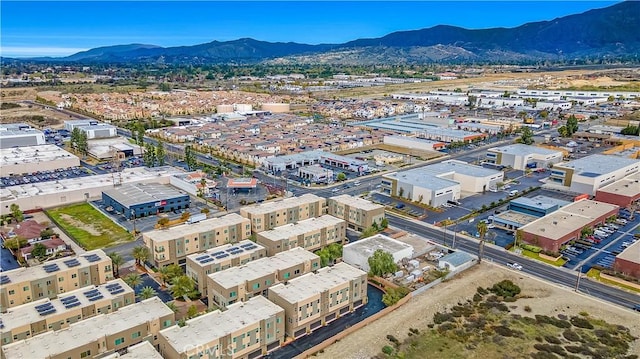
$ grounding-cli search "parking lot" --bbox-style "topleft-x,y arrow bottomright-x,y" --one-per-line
0,167 -> 93,188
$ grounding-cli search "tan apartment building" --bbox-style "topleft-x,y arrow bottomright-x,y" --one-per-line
159,296 -> 285,359
207,248 -> 320,309
100,341 -> 163,359
1,279 -> 134,346
240,194 -> 326,232
1,297 -> 175,359
185,240 -> 267,294
267,262 -> 367,339
256,215 -> 346,256
327,194 -> 385,231
0,250 -> 113,312
143,213 -> 251,268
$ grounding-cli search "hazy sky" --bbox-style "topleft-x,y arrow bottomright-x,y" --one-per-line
1,1 -> 619,57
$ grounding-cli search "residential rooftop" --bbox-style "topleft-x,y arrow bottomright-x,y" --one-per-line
597,172 -> 640,197
268,262 -> 366,303
328,194 -> 385,211
100,341 -> 163,359
0,145 -> 78,169
186,239 -> 265,267
555,154 -> 639,177
617,239 -> 640,264
208,247 -> 319,289
488,144 -> 562,156
159,296 -> 282,355
258,215 -> 345,241
102,182 -> 187,207
143,213 -> 248,243
1,297 -> 172,359
240,193 -> 325,215
343,233 -> 413,256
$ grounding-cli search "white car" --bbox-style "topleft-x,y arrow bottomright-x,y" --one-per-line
507,262 -> 523,270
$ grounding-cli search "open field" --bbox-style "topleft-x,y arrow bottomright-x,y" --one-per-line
46,203 -> 133,250
315,263 -> 640,359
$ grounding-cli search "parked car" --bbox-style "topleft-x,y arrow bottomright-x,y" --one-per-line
507,262 -> 523,270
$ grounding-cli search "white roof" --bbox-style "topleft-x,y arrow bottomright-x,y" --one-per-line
328,194 -> 384,211
344,233 -> 413,256
241,193 -> 324,215
0,145 -> 78,167
258,215 -> 344,241
144,213 -> 248,243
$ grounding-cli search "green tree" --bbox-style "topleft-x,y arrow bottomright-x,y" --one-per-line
135,122 -> 146,146
157,217 -> 170,228
77,131 -> 88,156
368,249 -> 398,277
155,141 -> 166,166
382,286 -> 410,306
132,246 -> 150,266
621,125 -> 640,136
3,237 -> 27,250
557,125 -> 570,138
160,264 -> 184,286
187,304 -> 199,319
336,172 -> 347,182
170,275 -> 196,299
477,221 -> 488,263
124,273 -> 142,291
70,128 -> 81,151
581,226 -> 594,238
40,228 -> 55,239
107,252 -> 124,278
184,145 -> 197,170
380,217 -> 389,229
138,286 -> 158,300
9,203 -> 23,223
159,83 -> 172,92
143,143 -> 156,167
519,126 -> 534,145
165,301 -> 179,313
31,243 -> 47,259
566,115 -> 579,135
360,226 -> 378,239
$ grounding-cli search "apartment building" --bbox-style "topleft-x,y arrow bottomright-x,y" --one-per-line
101,341 -> 163,359
0,250 -> 113,312
207,248 -> 321,309
143,213 -> 251,267
1,279 -> 134,345
240,194 -> 326,232
267,262 -> 367,339
159,296 -> 285,359
327,194 -> 385,231
256,215 -> 346,256
185,240 -> 267,294
1,297 -> 175,359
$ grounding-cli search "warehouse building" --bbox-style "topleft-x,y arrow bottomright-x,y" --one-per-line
240,193 -> 326,232
143,213 -> 251,268
614,240 -> 640,279
88,138 -> 142,160
297,164 -> 334,184
207,248 -> 320,309
102,182 -> 190,219
158,296 -> 284,359
549,155 -> 639,195
519,199 -> 619,253
185,240 -> 267,294
1,297 -> 174,359
0,249 -> 113,312
492,195 -> 570,231
268,262 -> 367,339
327,195 -> 385,232
595,172 -> 640,208
0,123 -> 46,148
64,120 -> 117,139
486,144 -> 564,171
0,144 -> 80,176
383,135 -> 446,152
256,215 -> 346,256
343,234 -> 414,272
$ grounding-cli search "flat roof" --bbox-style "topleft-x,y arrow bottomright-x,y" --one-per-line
428,160 -> 502,178
617,239 -> 640,264
385,168 -> 459,191
186,239 -> 265,267
494,210 -> 540,226
265,150 -> 326,165
100,341 -> 163,359
1,249 -> 108,285
2,297 -> 172,359
268,262 -> 366,303
556,154 -> 639,177
521,199 -> 619,241
344,233 -> 413,256
384,135 -> 444,145
488,144 -> 562,157
159,296 -> 282,355
103,182 -> 187,207
597,172 -> 640,197
208,247 -> 319,289
258,215 -> 345,241
439,251 -> 474,267
1,279 -> 133,335
144,213 -> 248,243
227,178 -> 258,188
510,195 -> 571,211
328,194 -> 384,211
0,145 -> 79,169
241,193 -> 324,216
299,164 -> 332,175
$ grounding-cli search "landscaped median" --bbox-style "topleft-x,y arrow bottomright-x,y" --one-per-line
516,244 -> 567,267
586,268 -> 640,293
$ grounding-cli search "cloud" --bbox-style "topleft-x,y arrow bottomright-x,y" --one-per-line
1,46 -> 89,58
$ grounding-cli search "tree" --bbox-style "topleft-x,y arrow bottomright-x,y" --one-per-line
77,131 -> 88,156
107,252 -> 124,278
180,212 -> 191,221
382,286 -> 410,306
143,143 -> 156,167
368,249 -> 397,277
135,122 -> 146,146
165,301 -> 179,313
124,273 -> 142,291
159,82 -> 172,92
31,243 -> 47,260
185,145 -> 197,170
170,275 -> 196,299
138,286 -> 158,300
132,246 -> 150,266
157,217 -> 170,228
40,228 -> 55,239
9,204 -> 23,223
380,217 -> 389,229
519,126 -> 534,145
187,304 -> 199,319
477,221 -> 488,263
360,226 -> 378,239
160,264 -> 183,286
71,127 -> 81,150
3,237 -> 27,250
155,141 -> 166,166
566,115 -> 579,136
621,125 -> 640,136
336,172 -> 347,182
557,125 -> 570,138
581,226 -> 594,238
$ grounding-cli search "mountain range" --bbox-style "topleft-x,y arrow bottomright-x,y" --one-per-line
19,1 -> 640,64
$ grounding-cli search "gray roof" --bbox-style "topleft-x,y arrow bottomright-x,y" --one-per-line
489,144 -> 562,157
428,160 -> 502,178
510,195 -> 570,211
558,154 -> 639,176
439,251 -> 473,267
386,169 -> 458,190
103,182 -> 187,207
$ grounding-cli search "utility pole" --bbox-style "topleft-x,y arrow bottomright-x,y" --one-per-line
574,265 -> 583,292
131,209 -> 137,236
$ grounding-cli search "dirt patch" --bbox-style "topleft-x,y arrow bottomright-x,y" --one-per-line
58,213 -> 104,236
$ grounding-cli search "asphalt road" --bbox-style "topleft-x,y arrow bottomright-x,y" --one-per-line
386,213 -> 640,310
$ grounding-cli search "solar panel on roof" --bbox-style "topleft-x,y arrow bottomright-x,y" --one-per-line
64,301 -> 81,309
0,275 -> 10,284
88,295 -> 104,302
110,288 -> 125,295
84,289 -> 100,297
35,303 -> 52,311
105,283 -> 120,289
84,254 -> 101,262
196,255 -> 209,261
216,253 -> 229,259
43,264 -> 60,273
200,257 -> 214,264
212,251 -> 224,256
240,243 -> 253,248
0,319 -> 4,329
60,296 -> 77,303
63,259 -> 81,268
247,245 -> 257,250
39,307 -> 57,316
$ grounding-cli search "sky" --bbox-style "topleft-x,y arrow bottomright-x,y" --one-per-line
1,1 -> 619,58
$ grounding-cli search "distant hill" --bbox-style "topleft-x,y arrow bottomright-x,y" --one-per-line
16,1 -> 640,64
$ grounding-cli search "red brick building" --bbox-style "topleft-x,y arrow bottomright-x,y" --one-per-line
595,172 -> 640,208
614,240 -> 640,279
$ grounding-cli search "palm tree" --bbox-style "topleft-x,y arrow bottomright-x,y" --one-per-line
476,221 -> 488,263
124,273 -> 142,291
132,246 -> 150,267
170,275 -> 195,299
165,301 -> 179,313
138,286 -> 158,300
107,252 -> 124,278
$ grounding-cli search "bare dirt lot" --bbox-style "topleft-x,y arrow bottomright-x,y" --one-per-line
316,263 -> 640,359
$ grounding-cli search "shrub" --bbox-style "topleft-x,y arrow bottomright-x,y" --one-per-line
477,286 -> 489,295
570,316 -> 594,329
381,345 -> 394,355
386,334 -> 400,347
562,329 -> 581,342
524,305 -> 532,312
544,335 -> 562,344
530,352 -> 558,359
409,328 -> 420,335
473,293 -> 483,302
433,312 -> 455,324
489,280 -> 521,298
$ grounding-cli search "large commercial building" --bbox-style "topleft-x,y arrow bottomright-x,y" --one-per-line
267,262 -> 367,339
1,279 -> 134,345
143,213 -> 251,268
186,240 -> 267,294
64,120 -> 117,139
595,172 -> 640,208
1,297 -> 174,359
383,135 -> 445,152
0,145 -> 80,177
613,240 -> 640,279
102,182 -> 190,219
240,193 -> 327,232
381,160 -> 503,207
297,164 -> 333,184
0,250 -> 113,312
262,150 -> 368,173
492,195 -> 570,231
158,296 -> 285,359
256,215 -> 346,256
549,154 -> 639,195
207,248 -> 321,309
343,234 -> 414,272
327,195 -> 385,232
519,199 -> 619,252
0,123 -> 46,149
486,144 -> 564,171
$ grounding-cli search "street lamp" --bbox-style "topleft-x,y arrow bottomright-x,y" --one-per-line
131,209 -> 137,236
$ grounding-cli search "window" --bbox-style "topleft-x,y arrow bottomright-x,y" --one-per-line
132,331 -> 141,339
8,290 -> 14,295
115,337 -> 125,345
80,351 -> 91,358
71,274 -> 77,279
252,283 -> 260,290
23,286 -> 29,291
163,320 -> 172,328
294,269 -> 300,275
277,317 -> 281,323
58,277 -> 64,282
230,291 -> 237,298
283,272 -> 290,279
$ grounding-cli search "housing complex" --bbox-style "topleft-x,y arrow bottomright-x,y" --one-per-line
327,194 -> 385,231
256,215 -> 346,256
239,194 -> 326,232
